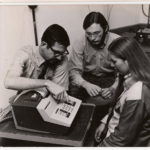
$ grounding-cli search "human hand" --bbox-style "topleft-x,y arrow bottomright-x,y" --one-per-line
95,123 -> 105,143
36,87 -> 49,98
45,81 -> 69,103
82,81 -> 102,97
101,87 -> 115,99
53,91 -> 69,103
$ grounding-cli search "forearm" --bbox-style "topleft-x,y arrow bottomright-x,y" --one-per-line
69,44 -> 84,87
70,70 -> 85,87
4,76 -> 48,91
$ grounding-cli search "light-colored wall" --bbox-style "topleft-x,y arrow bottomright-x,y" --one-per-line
109,4 -> 141,28
0,4 -> 148,108
139,4 -> 149,24
36,5 -> 109,46
0,6 -> 35,108
109,4 -> 149,29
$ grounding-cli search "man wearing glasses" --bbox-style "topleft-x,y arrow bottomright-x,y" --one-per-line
4,24 -> 70,102
69,12 -> 120,121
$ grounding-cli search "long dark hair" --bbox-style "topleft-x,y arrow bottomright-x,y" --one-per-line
108,37 -> 150,83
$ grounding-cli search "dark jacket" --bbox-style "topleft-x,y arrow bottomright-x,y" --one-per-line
100,82 -> 150,147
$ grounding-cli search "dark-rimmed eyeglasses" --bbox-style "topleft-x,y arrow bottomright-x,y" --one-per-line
50,47 -> 69,57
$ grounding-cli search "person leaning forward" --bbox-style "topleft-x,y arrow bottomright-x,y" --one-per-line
95,37 -> 150,147
69,12 -> 120,121
4,24 -> 70,103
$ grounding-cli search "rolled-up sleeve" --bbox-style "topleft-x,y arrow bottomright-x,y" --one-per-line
69,39 -> 85,86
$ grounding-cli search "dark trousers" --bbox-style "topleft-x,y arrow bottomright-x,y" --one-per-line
69,72 -> 116,127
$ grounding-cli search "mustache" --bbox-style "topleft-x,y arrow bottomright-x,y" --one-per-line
87,38 -> 99,44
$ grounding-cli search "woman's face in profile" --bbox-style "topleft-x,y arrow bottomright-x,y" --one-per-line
109,53 -> 129,75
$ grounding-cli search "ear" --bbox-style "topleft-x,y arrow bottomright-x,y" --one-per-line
124,60 -> 129,66
41,41 -> 48,47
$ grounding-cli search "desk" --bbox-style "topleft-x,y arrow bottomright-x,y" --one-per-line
0,104 -> 95,147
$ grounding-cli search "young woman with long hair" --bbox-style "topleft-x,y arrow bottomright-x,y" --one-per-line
95,37 -> 150,146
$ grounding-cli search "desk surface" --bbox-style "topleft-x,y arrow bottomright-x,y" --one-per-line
0,104 -> 95,147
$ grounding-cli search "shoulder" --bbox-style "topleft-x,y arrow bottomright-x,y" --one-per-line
105,32 -> 120,47
14,45 -> 33,60
20,45 -> 35,52
126,81 -> 143,101
15,45 -> 39,64
108,32 -> 120,41
109,32 -> 120,38
16,45 -> 35,56
72,35 -> 86,53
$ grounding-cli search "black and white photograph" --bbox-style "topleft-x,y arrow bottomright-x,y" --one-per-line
0,1 -> 150,147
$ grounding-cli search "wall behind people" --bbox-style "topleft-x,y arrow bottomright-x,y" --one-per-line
35,5 -> 108,47
109,4 -> 148,29
0,4 -> 148,108
109,4 -> 140,28
0,6 -> 35,108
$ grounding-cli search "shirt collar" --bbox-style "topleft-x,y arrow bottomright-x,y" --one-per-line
123,73 -> 137,91
36,47 -> 45,67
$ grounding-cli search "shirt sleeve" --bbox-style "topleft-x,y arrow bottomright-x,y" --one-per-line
69,38 -> 85,86
52,57 -> 69,90
8,46 -> 29,77
100,100 -> 145,146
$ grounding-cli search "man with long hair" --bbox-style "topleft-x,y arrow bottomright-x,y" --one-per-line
69,11 -> 120,121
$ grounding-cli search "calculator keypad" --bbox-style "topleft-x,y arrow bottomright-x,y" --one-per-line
55,101 -> 76,118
